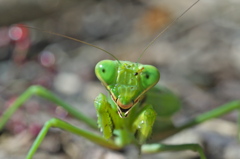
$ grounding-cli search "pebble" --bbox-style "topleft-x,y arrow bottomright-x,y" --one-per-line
53,72 -> 82,95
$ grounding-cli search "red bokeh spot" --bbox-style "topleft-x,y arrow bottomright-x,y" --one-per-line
8,24 -> 29,41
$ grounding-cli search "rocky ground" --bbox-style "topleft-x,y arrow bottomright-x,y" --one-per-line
0,0 -> 240,159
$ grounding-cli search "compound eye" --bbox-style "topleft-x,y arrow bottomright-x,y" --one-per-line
95,60 -> 118,85
140,65 -> 160,89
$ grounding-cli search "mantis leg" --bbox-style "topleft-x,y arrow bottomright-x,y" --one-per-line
132,104 -> 157,144
0,85 -> 97,130
94,93 -> 114,139
177,100 -> 240,132
141,143 -> 206,159
26,118 -> 121,159
151,100 -> 240,141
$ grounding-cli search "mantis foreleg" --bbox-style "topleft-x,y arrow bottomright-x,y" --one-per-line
133,104 -> 157,144
94,93 -> 114,139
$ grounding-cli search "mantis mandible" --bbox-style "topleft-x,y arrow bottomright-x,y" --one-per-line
0,0 -> 240,159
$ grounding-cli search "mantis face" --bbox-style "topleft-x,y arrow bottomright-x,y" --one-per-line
95,60 -> 160,117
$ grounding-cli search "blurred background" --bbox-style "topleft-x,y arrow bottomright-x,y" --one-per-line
0,0 -> 240,158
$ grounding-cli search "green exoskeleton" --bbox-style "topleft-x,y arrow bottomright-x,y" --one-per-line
0,0 -> 240,159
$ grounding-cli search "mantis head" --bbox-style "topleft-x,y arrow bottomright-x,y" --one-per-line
95,60 -> 160,117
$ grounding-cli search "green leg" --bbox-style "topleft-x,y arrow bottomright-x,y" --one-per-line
132,104 -> 157,144
94,93 -> 113,139
141,143 -> 206,159
0,85 -> 97,130
26,118 -> 121,159
94,93 -> 133,147
152,100 -> 240,141
178,100 -> 240,131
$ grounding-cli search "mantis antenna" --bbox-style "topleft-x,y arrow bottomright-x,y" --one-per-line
136,0 -> 200,63
21,25 -> 121,64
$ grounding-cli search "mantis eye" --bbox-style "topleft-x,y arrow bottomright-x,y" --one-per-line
95,60 -> 117,85
140,65 -> 160,89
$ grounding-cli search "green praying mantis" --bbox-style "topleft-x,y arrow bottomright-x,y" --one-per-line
0,0 -> 240,158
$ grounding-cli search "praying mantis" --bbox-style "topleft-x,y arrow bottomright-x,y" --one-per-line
0,0 -> 240,159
